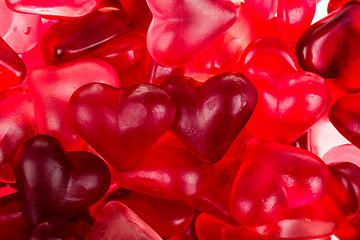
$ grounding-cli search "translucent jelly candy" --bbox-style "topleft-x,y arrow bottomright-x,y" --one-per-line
41,6 -> 132,64
0,37 -> 26,91
69,83 -> 176,171
28,59 -> 119,151
296,1 -> 360,93
146,0 -> 238,66
114,145 -> 207,200
14,135 -> 111,226
161,72 -> 257,163
6,0 -> 101,18
90,186 -> 194,237
0,88 -> 36,183
241,38 -> 331,144
0,0 -> 42,53
229,140 -> 330,226
0,193 -> 30,240
120,0 -> 152,34
85,201 -> 162,240
329,92 -> 360,149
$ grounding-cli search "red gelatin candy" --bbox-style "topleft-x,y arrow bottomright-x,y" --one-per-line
115,145 -> 207,200
146,0 -> 238,66
296,1 -> 360,93
0,88 -> 36,183
229,140 -> 330,226
161,72 -> 257,163
91,186 -> 194,237
28,59 -> 119,151
41,6 -> 132,64
69,83 -> 177,171
85,201 -> 162,240
14,135 -> 111,226
6,0 -> 101,18
0,37 -> 26,91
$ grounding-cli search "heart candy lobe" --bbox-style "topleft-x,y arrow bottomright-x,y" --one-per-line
14,135 -> 111,226
69,83 -> 177,171
161,72 -> 257,164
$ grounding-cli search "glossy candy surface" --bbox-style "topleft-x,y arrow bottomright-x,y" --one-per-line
69,83 -> 176,171
297,1 -> 360,93
6,0 -> 101,17
146,0 -> 238,66
161,72 -> 257,163
14,135 -> 111,226
85,201 -> 162,240
229,140 -> 330,226
28,59 -> 119,151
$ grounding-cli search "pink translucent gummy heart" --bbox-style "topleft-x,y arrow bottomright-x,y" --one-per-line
146,0 -> 238,66
229,140 -> 330,226
28,59 -> 119,151
6,0 -> 101,17
85,201 -> 162,240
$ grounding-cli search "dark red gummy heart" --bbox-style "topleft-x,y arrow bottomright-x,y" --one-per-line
14,135 -> 111,226
69,83 -> 177,171
296,1 -> 360,93
229,140 -> 330,226
161,72 -> 257,164
146,0 -> 238,66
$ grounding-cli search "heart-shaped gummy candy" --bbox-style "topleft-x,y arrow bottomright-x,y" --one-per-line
69,83 -> 177,171
229,140 -> 330,226
14,135 -> 111,226
161,72 -> 257,164
146,0 -> 238,66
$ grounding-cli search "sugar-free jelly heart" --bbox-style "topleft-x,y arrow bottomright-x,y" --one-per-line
41,6 -> 132,64
229,140 -> 330,226
115,145 -> 207,200
161,72 -> 257,163
91,186 -> 194,237
85,201 -> 162,240
14,135 -> 111,226
0,88 -> 36,183
146,0 -> 238,66
6,0 -> 101,17
28,59 -> 119,151
329,93 -> 360,149
0,37 -> 26,91
296,1 -> 360,93
69,83 -> 177,171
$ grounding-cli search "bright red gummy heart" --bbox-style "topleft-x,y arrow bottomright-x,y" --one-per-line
85,201 -> 162,240
0,37 -> 26,91
114,145 -> 207,200
329,93 -> 360,149
146,0 -> 238,66
69,83 -> 177,171
14,135 -> 111,226
161,72 -> 257,163
6,0 -> 100,17
229,140 -> 330,226
296,1 -> 360,93
0,88 -> 36,183
28,59 -> 119,151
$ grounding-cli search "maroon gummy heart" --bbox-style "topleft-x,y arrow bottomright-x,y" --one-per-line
161,72 -> 257,163
69,83 -> 177,171
296,1 -> 360,93
14,135 -> 111,226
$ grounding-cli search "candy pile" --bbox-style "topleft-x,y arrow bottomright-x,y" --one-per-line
1,0 -> 360,239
